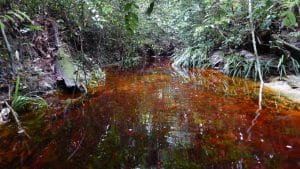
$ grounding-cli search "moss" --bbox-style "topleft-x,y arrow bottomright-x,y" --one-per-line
57,48 -> 77,87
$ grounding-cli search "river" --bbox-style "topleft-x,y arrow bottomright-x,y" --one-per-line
1,64 -> 300,169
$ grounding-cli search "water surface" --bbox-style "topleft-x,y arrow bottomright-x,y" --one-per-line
1,64 -> 300,169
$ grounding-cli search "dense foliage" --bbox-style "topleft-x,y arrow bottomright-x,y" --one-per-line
143,0 -> 300,78
0,0 -> 299,79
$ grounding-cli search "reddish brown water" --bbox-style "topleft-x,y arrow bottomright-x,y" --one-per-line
1,64 -> 300,169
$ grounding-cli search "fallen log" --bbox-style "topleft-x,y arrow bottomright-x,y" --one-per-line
276,39 -> 300,52
273,35 -> 300,58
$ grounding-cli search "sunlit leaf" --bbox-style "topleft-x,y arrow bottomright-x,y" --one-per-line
0,20 -> 5,30
25,24 -> 44,31
282,11 -> 297,27
7,11 -> 24,22
15,9 -> 31,22
4,14 -> 15,22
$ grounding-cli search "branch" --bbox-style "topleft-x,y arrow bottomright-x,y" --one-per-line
246,0 -> 264,141
276,38 -> 300,52
4,101 -> 31,139
248,0 -> 264,110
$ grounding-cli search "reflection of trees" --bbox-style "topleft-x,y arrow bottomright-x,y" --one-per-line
88,90 -> 147,168
89,72 -> 198,168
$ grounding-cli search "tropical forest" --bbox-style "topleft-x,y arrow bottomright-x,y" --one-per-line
1,0 -> 300,168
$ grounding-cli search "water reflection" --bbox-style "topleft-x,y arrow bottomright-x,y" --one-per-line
0,66 -> 300,168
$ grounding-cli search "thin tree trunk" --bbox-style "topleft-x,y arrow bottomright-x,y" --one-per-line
247,0 -> 264,141
248,0 -> 264,109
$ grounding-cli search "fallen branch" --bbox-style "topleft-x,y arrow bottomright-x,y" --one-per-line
276,38 -> 300,52
4,101 -> 31,139
272,34 -> 300,57
101,61 -> 122,68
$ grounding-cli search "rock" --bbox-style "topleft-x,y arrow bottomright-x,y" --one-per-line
285,75 -> 300,89
239,50 -> 255,60
265,75 -> 300,103
39,80 -> 55,91
0,108 -> 10,124
55,47 -> 105,92
55,48 -> 77,88
209,50 -> 224,69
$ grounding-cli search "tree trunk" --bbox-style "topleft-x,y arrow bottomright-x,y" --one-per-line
248,0 -> 264,110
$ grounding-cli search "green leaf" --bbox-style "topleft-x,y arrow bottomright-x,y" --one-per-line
146,1 -> 155,16
7,11 -> 24,22
124,3 -> 132,12
133,3 -> 139,9
4,14 -> 15,22
15,9 -> 31,22
25,25 -> 44,31
0,20 -> 5,30
125,12 -> 139,34
282,11 -> 297,27
102,5 -> 113,14
13,75 -> 20,100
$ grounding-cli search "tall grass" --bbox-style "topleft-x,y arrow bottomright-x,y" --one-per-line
277,55 -> 300,79
12,76 -> 48,113
172,49 -> 300,80
223,54 -> 277,80
172,46 -> 210,69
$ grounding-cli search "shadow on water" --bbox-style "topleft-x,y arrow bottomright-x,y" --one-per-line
1,64 -> 300,169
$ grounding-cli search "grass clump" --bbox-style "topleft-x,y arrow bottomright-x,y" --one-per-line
172,46 -> 211,69
173,50 -> 300,80
223,53 -> 300,80
223,54 -> 257,78
12,76 -> 48,113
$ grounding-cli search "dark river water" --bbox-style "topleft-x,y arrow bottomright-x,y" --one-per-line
1,64 -> 300,169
